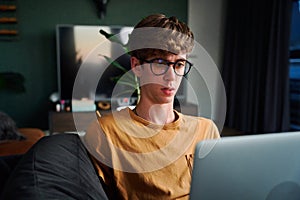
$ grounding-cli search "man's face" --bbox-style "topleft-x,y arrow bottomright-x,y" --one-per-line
131,53 -> 187,105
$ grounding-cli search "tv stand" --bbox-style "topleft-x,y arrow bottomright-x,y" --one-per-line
48,110 -> 111,134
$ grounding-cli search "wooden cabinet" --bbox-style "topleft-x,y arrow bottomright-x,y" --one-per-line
48,111 -> 110,134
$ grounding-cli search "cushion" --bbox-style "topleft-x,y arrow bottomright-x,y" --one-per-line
0,154 -> 23,195
1,133 -> 108,200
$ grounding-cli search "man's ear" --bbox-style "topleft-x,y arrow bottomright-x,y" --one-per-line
131,57 -> 142,77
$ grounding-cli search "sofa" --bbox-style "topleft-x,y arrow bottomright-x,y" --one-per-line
0,133 -> 108,200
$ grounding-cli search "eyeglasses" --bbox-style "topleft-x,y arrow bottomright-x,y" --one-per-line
140,58 -> 193,76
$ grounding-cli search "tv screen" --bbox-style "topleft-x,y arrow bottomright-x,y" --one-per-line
56,24 -> 186,108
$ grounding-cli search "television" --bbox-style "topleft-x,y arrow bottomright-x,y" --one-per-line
56,24 -> 187,109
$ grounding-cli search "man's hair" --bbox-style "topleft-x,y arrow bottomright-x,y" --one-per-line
128,14 -> 194,59
0,111 -> 26,141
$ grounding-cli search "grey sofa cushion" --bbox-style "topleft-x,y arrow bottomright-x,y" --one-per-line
1,133 -> 108,200
0,154 -> 23,195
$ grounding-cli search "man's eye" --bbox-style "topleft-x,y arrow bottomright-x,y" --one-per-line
155,59 -> 167,64
176,62 -> 185,67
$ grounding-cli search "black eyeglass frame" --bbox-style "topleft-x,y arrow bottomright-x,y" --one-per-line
140,58 -> 193,76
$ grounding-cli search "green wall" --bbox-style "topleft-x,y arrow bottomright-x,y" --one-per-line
0,0 -> 187,130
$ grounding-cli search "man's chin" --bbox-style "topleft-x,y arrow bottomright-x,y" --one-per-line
160,96 -> 175,105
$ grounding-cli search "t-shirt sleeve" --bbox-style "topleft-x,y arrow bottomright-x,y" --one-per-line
196,117 -> 221,141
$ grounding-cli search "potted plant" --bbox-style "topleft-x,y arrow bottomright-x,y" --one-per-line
99,29 -> 140,104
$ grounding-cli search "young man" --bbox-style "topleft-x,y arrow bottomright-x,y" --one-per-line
84,14 -> 220,199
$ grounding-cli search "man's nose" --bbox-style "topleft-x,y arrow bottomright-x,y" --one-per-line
163,65 -> 176,81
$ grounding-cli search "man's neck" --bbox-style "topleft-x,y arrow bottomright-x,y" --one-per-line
134,103 -> 175,125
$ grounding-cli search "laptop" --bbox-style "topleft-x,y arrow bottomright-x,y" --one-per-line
190,131 -> 300,200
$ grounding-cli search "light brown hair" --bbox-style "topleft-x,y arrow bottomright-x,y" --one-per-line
128,14 -> 194,60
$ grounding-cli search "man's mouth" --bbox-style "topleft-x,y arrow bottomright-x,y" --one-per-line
161,87 -> 175,96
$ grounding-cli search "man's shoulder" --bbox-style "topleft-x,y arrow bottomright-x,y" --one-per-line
179,112 -> 214,124
179,113 -> 220,137
99,108 -> 130,120
98,108 -> 132,129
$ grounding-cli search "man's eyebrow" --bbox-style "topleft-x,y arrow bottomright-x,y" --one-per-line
151,58 -> 187,62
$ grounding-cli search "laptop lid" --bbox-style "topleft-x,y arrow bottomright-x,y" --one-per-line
190,131 -> 300,200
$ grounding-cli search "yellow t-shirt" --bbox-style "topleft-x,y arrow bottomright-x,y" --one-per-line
82,108 -> 220,200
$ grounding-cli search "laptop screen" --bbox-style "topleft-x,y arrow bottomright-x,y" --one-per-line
190,131 -> 300,200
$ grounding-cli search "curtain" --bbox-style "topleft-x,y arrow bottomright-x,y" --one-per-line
221,0 -> 293,133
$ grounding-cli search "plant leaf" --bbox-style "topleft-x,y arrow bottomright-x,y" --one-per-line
116,80 -> 137,88
113,89 -> 137,97
99,54 -> 128,73
99,29 -> 124,46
